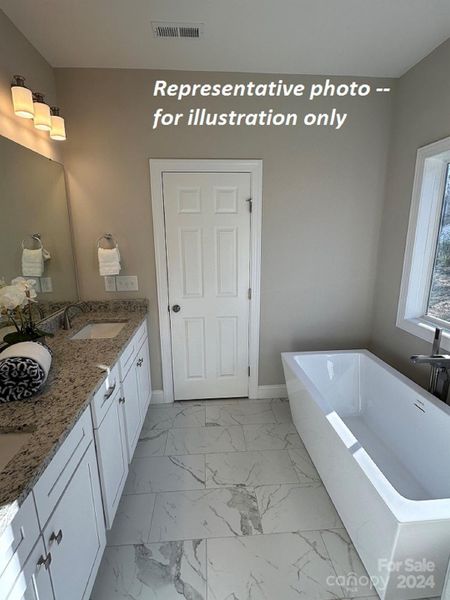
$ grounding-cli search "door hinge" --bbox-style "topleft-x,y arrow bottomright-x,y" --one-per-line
246,198 -> 252,213
248,288 -> 252,300
248,366 -> 251,376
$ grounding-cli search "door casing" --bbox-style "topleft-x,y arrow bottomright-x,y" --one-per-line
150,159 -> 263,403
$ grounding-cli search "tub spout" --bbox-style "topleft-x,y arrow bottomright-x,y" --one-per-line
410,328 -> 450,402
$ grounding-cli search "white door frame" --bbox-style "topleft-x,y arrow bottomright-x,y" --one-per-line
150,159 -> 263,403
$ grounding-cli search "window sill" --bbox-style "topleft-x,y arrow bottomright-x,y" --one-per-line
397,315 -> 450,352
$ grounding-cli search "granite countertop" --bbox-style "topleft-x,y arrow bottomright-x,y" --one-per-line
0,302 -> 148,536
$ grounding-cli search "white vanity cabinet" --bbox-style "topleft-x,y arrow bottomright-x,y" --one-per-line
0,494 -> 51,600
0,317 -> 153,600
33,407 -> 105,600
119,320 -> 151,462
91,364 -> 128,528
4,537 -> 54,600
1,407 -> 106,600
42,443 -> 104,600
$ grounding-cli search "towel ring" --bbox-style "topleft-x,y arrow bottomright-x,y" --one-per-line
97,233 -> 118,249
22,233 -> 43,250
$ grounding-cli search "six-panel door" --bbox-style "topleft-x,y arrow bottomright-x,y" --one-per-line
163,172 -> 251,400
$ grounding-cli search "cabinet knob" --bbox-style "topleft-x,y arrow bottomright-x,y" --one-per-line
137,358 -> 143,367
37,552 -> 52,570
119,396 -> 126,404
50,529 -> 63,544
172,304 -> 181,313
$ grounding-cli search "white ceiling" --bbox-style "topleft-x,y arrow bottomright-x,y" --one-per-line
1,0 -> 450,77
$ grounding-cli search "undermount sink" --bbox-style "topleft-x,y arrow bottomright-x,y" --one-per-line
71,322 -> 127,340
0,432 -> 32,472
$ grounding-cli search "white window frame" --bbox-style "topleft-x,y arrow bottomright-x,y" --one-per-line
397,135 -> 450,348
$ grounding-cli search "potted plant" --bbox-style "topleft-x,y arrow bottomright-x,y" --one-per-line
0,277 -> 52,346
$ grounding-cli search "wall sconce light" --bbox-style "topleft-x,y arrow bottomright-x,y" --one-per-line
50,107 -> 66,141
32,92 -> 51,131
11,75 -> 34,119
11,75 -> 66,141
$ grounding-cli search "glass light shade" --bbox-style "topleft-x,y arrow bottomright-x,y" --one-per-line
50,114 -> 66,141
11,85 -> 34,119
33,99 -> 51,131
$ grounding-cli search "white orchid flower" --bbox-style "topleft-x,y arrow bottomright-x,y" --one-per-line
0,285 -> 27,311
11,277 -> 37,301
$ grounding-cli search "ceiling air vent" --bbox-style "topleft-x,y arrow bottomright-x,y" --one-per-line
152,22 -> 204,39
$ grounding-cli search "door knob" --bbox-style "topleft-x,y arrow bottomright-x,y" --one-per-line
172,304 -> 181,313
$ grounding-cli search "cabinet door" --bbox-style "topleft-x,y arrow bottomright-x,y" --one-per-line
94,395 -> 128,528
121,365 -> 141,461
4,537 -> 54,600
43,443 -> 105,600
136,338 -> 152,416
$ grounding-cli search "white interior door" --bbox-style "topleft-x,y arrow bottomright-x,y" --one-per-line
163,172 -> 251,400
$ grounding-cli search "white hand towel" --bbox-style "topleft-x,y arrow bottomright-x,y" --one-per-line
22,248 -> 44,277
0,341 -> 52,382
98,247 -> 121,276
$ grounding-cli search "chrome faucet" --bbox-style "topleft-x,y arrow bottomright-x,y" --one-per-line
410,328 -> 450,402
62,302 -> 89,330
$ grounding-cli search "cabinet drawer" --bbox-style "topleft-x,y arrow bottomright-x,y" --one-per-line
119,320 -> 147,381
91,362 -> 120,428
0,494 -> 40,596
32,407 -> 93,527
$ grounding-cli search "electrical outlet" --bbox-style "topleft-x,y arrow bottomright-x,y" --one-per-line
40,277 -> 53,293
104,276 -> 117,292
116,275 -> 139,292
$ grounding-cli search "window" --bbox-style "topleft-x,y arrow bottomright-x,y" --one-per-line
397,136 -> 450,348
427,165 -> 450,322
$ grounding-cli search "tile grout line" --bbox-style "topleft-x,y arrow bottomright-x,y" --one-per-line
145,485 -> 158,545
123,478 -> 319,497
318,529 -> 347,598
205,535 -> 209,600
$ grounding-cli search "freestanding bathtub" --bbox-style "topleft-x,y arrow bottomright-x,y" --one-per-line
282,349 -> 450,600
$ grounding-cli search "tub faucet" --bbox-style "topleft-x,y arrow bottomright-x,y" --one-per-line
410,328 -> 450,402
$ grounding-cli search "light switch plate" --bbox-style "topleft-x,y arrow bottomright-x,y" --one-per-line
40,277 -> 52,293
104,276 -> 117,292
116,275 -> 139,292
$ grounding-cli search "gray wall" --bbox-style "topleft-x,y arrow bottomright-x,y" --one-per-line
370,38 -> 450,388
0,9 -> 61,161
55,68 -> 393,389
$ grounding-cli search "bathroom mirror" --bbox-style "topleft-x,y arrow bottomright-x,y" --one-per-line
0,135 -> 78,321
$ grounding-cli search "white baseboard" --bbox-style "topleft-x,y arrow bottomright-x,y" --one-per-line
150,389 -> 166,404
254,384 -> 287,399
152,385 -> 287,404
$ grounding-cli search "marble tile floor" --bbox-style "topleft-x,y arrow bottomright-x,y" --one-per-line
92,398 -> 386,600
